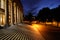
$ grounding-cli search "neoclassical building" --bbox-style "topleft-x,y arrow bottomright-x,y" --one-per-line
0,0 -> 23,27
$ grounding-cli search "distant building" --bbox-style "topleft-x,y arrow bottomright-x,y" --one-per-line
0,0 -> 23,27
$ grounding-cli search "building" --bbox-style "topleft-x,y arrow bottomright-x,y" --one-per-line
0,0 -> 23,27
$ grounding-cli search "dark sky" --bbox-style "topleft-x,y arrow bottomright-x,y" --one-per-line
21,0 -> 60,16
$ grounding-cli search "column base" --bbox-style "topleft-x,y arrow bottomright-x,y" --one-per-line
11,24 -> 14,26
4,24 -> 9,29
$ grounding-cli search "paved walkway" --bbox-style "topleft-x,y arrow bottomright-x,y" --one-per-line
0,24 -> 45,40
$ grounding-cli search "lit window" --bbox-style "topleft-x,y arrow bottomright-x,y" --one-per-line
1,0 -> 5,9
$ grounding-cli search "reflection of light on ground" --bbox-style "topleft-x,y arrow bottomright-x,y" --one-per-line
52,21 -> 57,26
58,24 -> 60,27
45,21 -> 57,26
53,21 -> 57,25
32,24 -> 39,31
46,22 -> 52,25
45,21 -> 60,27
31,24 -> 44,33
31,21 -> 37,24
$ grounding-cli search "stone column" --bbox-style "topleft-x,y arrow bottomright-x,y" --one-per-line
16,4 -> 17,24
22,12 -> 23,23
8,0 -> 11,25
11,1 -> 14,25
18,7 -> 20,23
20,12 -> 23,23
17,6 -> 19,24
14,2 -> 16,24
19,9 -> 21,23
5,0 -> 9,27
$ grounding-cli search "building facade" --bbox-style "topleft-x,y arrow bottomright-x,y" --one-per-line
0,0 -> 23,27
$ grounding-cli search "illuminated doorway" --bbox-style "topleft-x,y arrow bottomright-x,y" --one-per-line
0,13 -> 5,26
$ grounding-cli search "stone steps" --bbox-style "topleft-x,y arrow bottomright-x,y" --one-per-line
0,29 -> 34,40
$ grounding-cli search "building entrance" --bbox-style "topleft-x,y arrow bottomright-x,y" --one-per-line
0,13 -> 5,26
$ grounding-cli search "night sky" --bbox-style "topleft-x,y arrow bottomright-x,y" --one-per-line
21,0 -> 60,16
